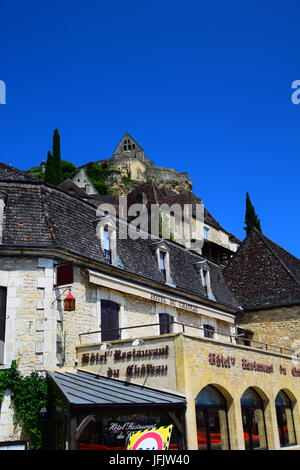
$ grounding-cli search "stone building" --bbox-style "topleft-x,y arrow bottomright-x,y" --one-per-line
0,162 -> 300,451
224,227 -> 300,350
71,132 -> 192,196
68,133 -> 240,262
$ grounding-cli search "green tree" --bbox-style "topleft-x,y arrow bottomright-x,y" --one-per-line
44,151 -> 56,184
86,162 -> 109,195
61,160 -> 77,181
52,129 -> 62,184
244,192 -> 262,235
44,130 -> 65,185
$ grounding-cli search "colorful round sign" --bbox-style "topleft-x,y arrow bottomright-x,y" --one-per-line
131,431 -> 164,450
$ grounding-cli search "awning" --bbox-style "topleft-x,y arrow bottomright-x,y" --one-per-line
48,370 -> 186,407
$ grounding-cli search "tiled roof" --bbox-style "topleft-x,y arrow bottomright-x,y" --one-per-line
58,179 -> 92,199
0,162 -> 38,182
0,163 -> 239,311
224,228 -> 300,310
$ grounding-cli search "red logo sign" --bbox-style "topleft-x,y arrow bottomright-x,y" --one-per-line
131,431 -> 164,450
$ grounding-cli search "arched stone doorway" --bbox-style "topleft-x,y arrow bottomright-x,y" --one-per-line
275,390 -> 296,448
240,387 -> 267,450
195,385 -> 230,450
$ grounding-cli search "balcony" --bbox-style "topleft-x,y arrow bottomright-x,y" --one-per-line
78,321 -> 295,356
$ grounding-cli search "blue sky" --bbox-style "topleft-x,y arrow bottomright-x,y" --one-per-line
0,0 -> 299,256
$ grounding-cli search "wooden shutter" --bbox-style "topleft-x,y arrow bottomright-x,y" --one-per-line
101,300 -> 120,342
0,287 -> 7,364
159,313 -> 172,335
56,263 -> 74,286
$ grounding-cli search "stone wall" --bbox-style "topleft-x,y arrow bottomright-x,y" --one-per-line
0,255 -> 233,444
76,331 -> 300,450
236,305 -> 300,350
176,333 -> 300,449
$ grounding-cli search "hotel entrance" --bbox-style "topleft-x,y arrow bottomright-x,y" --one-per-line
241,388 -> 267,450
195,385 -> 230,450
47,369 -> 187,450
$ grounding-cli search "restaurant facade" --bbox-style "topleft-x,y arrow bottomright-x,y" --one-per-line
0,163 -> 300,451
47,273 -> 300,451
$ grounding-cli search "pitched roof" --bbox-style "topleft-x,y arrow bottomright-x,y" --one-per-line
0,166 -> 239,311
58,178 -> 91,198
224,228 -> 300,310
0,162 -> 38,182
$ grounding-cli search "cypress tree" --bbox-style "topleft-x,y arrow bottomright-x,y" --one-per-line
52,129 -> 62,185
44,151 -> 56,185
244,192 -> 262,235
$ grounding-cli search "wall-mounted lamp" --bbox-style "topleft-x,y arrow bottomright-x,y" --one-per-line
132,339 -> 144,347
64,292 -> 76,311
100,343 -> 111,351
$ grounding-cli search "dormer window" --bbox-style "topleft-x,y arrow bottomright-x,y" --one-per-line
201,268 -> 208,289
159,251 -> 167,281
150,241 -> 174,286
102,226 -> 112,263
203,226 -> 210,240
195,261 -> 216,301
97,215 -> 117,265
0,191 -> 7,244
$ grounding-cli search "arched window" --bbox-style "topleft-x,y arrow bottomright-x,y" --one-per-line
195,385 -> 230,450
100,300 -> 120,342
275,390 -> 296,447
240,388 -> 267,450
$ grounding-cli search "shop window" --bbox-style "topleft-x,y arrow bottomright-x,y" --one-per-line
75,410 -> 182,450
56,263 -> 74,287
0,287 -> 7,364
159,313 -> 173,335
203,324 -> 215,339
195,385 -> 230,450
275,390 -> 296,447
100,300 -> 120,342
240,388 -> 267,450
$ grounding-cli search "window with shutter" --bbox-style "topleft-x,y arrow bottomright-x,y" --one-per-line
101,300 -> 120,342
56,263 -> 74,286
203,324 -> 215,339
159,313 -> 173,335
0,287 -> 7,364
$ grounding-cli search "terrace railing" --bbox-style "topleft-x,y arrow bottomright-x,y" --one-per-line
78,321 -> 296,357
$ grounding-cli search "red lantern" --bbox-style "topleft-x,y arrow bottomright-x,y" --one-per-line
64,293 -> 76,311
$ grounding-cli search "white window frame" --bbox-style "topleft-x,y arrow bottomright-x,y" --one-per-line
203,226 -> 210,240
